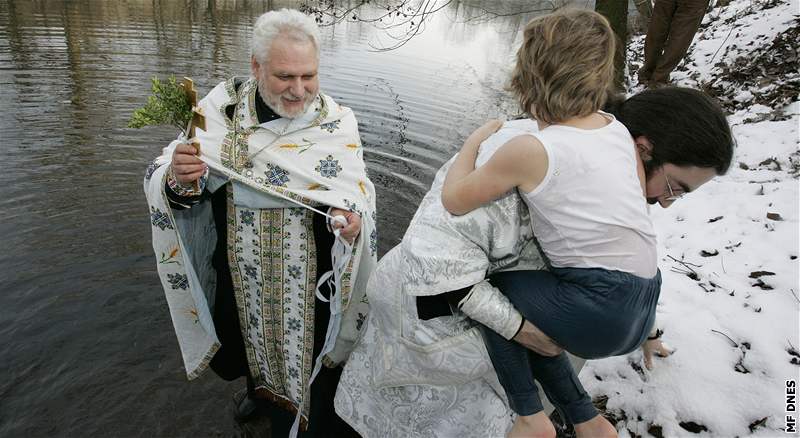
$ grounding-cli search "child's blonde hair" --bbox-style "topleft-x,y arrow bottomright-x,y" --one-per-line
508,8 -> 615,124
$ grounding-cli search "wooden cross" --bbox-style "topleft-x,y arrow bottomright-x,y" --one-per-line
180,77 -> 207,191
180,77 -> 206,152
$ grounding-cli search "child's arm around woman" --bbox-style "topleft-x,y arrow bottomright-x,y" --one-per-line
441,120 -> 549,216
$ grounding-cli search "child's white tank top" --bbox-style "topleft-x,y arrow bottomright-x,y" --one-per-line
480,116 -> 657,278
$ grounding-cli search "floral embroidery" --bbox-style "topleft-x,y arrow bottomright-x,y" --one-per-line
240,210 -> 255,226
167,273 -> 189,290
369,228 -> 377,256
342,199 -> 359,214
144,160 -> 159,181
287,265 -> 301,279
287,317 -> 302,331
150,206 -> 173,230
159,246 -> 180,265
264,163 -> 290,186
345,143 -> 359,149
356,312 -> 366,331
315,155 -> 342,179
358,180 -> 367,196
244,263 -> 258,279
319,120 -> 340,133
220,131 -> 237,170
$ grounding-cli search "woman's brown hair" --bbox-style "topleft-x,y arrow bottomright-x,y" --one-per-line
508,8 -> 616,124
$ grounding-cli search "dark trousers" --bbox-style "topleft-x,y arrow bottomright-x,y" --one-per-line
208,186 -> 358,437
482,268 -> 661,423
639,0 -> 709,83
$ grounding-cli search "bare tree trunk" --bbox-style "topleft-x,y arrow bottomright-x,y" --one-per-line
595,0 -> 629,91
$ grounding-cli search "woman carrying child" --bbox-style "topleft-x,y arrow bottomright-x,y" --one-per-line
443,9 -> 669,438
335,8 -> 734,438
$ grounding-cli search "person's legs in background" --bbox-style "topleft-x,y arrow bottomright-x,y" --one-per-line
650,0 -> 709,83
639,0 -> 677,85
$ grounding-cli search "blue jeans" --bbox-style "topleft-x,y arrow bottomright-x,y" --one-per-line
482,267 -> 661,423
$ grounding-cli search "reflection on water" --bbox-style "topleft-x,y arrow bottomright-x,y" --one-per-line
0,0 -> 559,435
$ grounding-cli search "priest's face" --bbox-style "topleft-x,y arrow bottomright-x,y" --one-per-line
252,35 -> 319,119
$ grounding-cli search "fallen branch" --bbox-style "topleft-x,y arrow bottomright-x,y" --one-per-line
711,329 -> 738,347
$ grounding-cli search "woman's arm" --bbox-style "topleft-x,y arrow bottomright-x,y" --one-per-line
442,129 -> 548,216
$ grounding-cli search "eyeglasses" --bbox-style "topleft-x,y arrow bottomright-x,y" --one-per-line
664,173 -> 684,202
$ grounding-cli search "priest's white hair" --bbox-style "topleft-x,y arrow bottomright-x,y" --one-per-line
251,9 -> 321,65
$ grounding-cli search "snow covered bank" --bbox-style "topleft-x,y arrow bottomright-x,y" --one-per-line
582,1 -> 800,436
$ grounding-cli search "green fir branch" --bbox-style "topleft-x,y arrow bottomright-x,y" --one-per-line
128,75 -> 193,134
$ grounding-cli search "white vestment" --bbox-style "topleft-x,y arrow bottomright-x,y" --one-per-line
144,77 -> 377,422
335,119 -> 585,437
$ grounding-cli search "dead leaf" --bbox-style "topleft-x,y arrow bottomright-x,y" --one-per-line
749,270 -> 775,278
758,157 -> 782,170
751,279 -> 774,290
766,212 -> 783,221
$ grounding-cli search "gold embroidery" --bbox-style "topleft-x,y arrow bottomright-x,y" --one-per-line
261,208 -> 287,395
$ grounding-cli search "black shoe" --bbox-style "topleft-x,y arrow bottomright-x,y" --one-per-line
234,391 -> 259,423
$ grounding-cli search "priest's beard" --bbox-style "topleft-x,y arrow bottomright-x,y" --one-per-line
257,79 -> 314,119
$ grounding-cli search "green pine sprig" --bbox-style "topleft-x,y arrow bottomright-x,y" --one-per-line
128,75 -> 193,134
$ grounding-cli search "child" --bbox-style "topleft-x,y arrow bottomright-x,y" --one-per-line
442,9 -> 659,438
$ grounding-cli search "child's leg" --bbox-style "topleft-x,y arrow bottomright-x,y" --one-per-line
509,411 -> 556,438
480,324 -> 545,417
481,325 -> 557,437
486,269 -> 599,425
525,351 -> 616,437
481,329 -> 602,438
528,351 -> 617,438
482,326 -> 557,437
527,351 -> 597,425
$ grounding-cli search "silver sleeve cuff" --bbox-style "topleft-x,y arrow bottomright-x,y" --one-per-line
458,280 -> 523,340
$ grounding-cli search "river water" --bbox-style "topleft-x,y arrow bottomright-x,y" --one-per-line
0,0 -> 561,435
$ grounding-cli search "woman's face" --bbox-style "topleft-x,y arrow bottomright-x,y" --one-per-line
645,163 -> 717,208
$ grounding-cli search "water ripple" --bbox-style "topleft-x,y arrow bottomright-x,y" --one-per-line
0,0 -> 549,435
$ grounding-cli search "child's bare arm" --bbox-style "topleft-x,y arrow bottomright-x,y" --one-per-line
443,119 -> 503,192
442,132 -> 548,215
